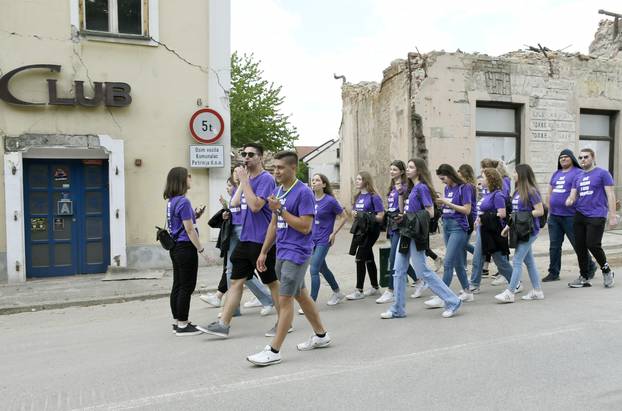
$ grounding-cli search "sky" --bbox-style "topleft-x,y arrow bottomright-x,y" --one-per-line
231,0 -> 621,146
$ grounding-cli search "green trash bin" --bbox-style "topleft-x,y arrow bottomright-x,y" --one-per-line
379,247 -> 391,288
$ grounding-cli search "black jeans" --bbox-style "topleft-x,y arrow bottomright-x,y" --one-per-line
169,241 -> 198,322
574,212 -> 607,278
355,224 -> 381,290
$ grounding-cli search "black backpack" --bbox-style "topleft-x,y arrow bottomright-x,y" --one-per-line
416,190 -> 442,233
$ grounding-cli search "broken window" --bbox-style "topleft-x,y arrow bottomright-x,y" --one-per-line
475,103 -> 521,175
82,0 -> 147,37
579,110 -> 616,173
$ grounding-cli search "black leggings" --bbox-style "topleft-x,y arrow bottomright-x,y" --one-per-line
574,212 -> 608,276
217,259 -> 228,294
169,242 -> 198,322
355,225 -> 381,290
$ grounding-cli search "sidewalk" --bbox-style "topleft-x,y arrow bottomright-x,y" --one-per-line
1,227 -> 621,315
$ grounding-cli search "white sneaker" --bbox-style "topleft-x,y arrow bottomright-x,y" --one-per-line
434,256 -> 444,272
297,308 -> 304,315
410,281 -> 428,298
247,345 -> 281,366
260,306 -> 276,316
441,300 -> 461,318
326,292 -> 345,306
217,311 -> 222,318
521,289 -> 544,300
364,287 -> 380,297
424,296 -> 445,309
491,276 -> 507,286
458,291 -> 474,302
380,310 -> 395,319
494,289 -> 515,303
297,333 -> 331,351
346,290 -> 365,300
199,293 -> 221,307
243,297 -> 262,309
375,290 -> 394,304
514,282 -> 523,294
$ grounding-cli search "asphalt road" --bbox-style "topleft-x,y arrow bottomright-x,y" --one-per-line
2,265 -> 622,411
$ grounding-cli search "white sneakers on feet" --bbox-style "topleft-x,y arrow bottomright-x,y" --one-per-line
260,306 -> 276,316
375,290 -> 394,304
297,308 -> 304,315
494,289 -> 515,303
410,281 -> 428,298
346,290 -> 365,300
521,289 -> 544,300
458,290 -> 474,302
326,292 -> 345,306
514,282 -> 523,294
199,293 -> 221,307
424,295 -> 445,309
243,297 -> 262,308
297,333 -> 331,351
247,345 -> 281,366
491,276 -> 507,286
364,287 -> 380,297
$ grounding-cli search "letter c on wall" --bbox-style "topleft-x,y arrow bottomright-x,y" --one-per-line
0,64 -> 61,105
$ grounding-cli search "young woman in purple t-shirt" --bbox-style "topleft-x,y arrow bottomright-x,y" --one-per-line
163,167 -> 210,336
495,164 -> 545,303
346,171 -> 385,300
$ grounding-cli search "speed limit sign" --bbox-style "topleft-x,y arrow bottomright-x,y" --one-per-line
189,108 -> 225,144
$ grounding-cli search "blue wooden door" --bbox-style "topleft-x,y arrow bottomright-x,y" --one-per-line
24,159 -> 110,277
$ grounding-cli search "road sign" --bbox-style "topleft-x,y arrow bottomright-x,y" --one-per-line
189,145 -> 225,168
189,108 -> 225,144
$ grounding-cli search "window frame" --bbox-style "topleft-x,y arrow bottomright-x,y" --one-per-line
475,101 -> 522,167
579,108 -> 616,173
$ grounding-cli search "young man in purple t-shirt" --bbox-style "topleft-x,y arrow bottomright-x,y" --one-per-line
543,149 -> 596,282
565,148 -> 619,288
200,143 -> 279,338
247,151 -> 331,366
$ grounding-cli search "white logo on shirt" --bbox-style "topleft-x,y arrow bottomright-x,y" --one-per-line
579,176 -> 594,197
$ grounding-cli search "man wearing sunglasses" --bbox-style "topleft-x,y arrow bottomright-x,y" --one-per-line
565,148 -> 618,288
543,149 -> 596,282
200,142 -> 281,337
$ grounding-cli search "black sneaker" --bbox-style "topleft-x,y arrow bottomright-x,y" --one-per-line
172,324 -> 178,334
176,323 -> 203,336
568,276 -> 591,288
542,274 -> 560,282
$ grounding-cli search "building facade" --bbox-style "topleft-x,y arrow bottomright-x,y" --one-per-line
302,139 -> 341,187
339,20 -> 622,206
0,0 -> 231,283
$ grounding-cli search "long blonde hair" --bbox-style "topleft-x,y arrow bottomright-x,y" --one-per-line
353,171 -> 378,204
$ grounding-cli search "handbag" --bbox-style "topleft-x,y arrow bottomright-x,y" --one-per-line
156,200 -> 178,250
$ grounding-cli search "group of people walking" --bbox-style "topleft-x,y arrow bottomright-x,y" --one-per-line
162,143 -> 618,367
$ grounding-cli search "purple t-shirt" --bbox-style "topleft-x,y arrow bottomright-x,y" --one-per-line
512,190 -> 542,235
387,185 -> 405,212
465,183 -> 478,223
574,167 -> 615,218
229,186 -> 243,226
167,196 -> 197,242
353,192 -> 384,213
312,194 -> 343,246
405,183 -> 433,212
275,182 -> 316,264
479,190 -> 506,214
502,176 -> 511,197
549,167 -> 582,217
240,171 -> 276,244
441,184 -> 472,232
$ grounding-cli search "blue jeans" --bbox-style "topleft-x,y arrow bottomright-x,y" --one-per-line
548,214 -> 595,278
389,239 -> 461,317
442,218 -> 469,290
309,244 -> 340,301
387,231 -> 417,290
227,226 -> 273,311
469,226 -> 513,287
508,234 -> 541,292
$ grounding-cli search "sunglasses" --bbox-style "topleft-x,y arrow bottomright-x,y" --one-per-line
240,152 -> 256,158
578,155 -> 590,160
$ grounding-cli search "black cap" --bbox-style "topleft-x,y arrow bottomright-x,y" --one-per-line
558,149 -> 581,169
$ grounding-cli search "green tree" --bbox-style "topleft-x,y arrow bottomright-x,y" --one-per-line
296,160 -> 309,183
230,51 -> 298,152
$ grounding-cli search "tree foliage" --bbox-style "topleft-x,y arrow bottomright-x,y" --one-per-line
230,52 -> 298,152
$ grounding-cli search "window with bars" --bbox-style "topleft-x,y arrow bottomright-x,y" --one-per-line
81,0 -> 149,38
579,110 -> 616,173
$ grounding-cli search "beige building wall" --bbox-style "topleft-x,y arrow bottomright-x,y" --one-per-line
0,0 -> 229,282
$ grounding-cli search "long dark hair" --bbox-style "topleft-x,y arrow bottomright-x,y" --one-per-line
387,160 -> 408,197
163,167 -> 189,199
458,164 -> 476,186
409,158 -> 437,200
436,163 -> 466,186
353,171 -> 378,205
313,173 -> 334,196
514,163 -> 540,207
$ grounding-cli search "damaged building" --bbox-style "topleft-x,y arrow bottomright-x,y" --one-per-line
338,17 -> 622,205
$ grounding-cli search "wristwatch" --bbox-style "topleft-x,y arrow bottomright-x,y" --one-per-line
275,207 -> 283,217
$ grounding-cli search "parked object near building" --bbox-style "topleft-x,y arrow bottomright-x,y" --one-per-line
0,0 -> 231,283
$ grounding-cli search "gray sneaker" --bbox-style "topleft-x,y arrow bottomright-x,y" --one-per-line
603,271 -> 615,288
568,276 -> 592,288
265,324 -> 294,337
198,321 -> 230,338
